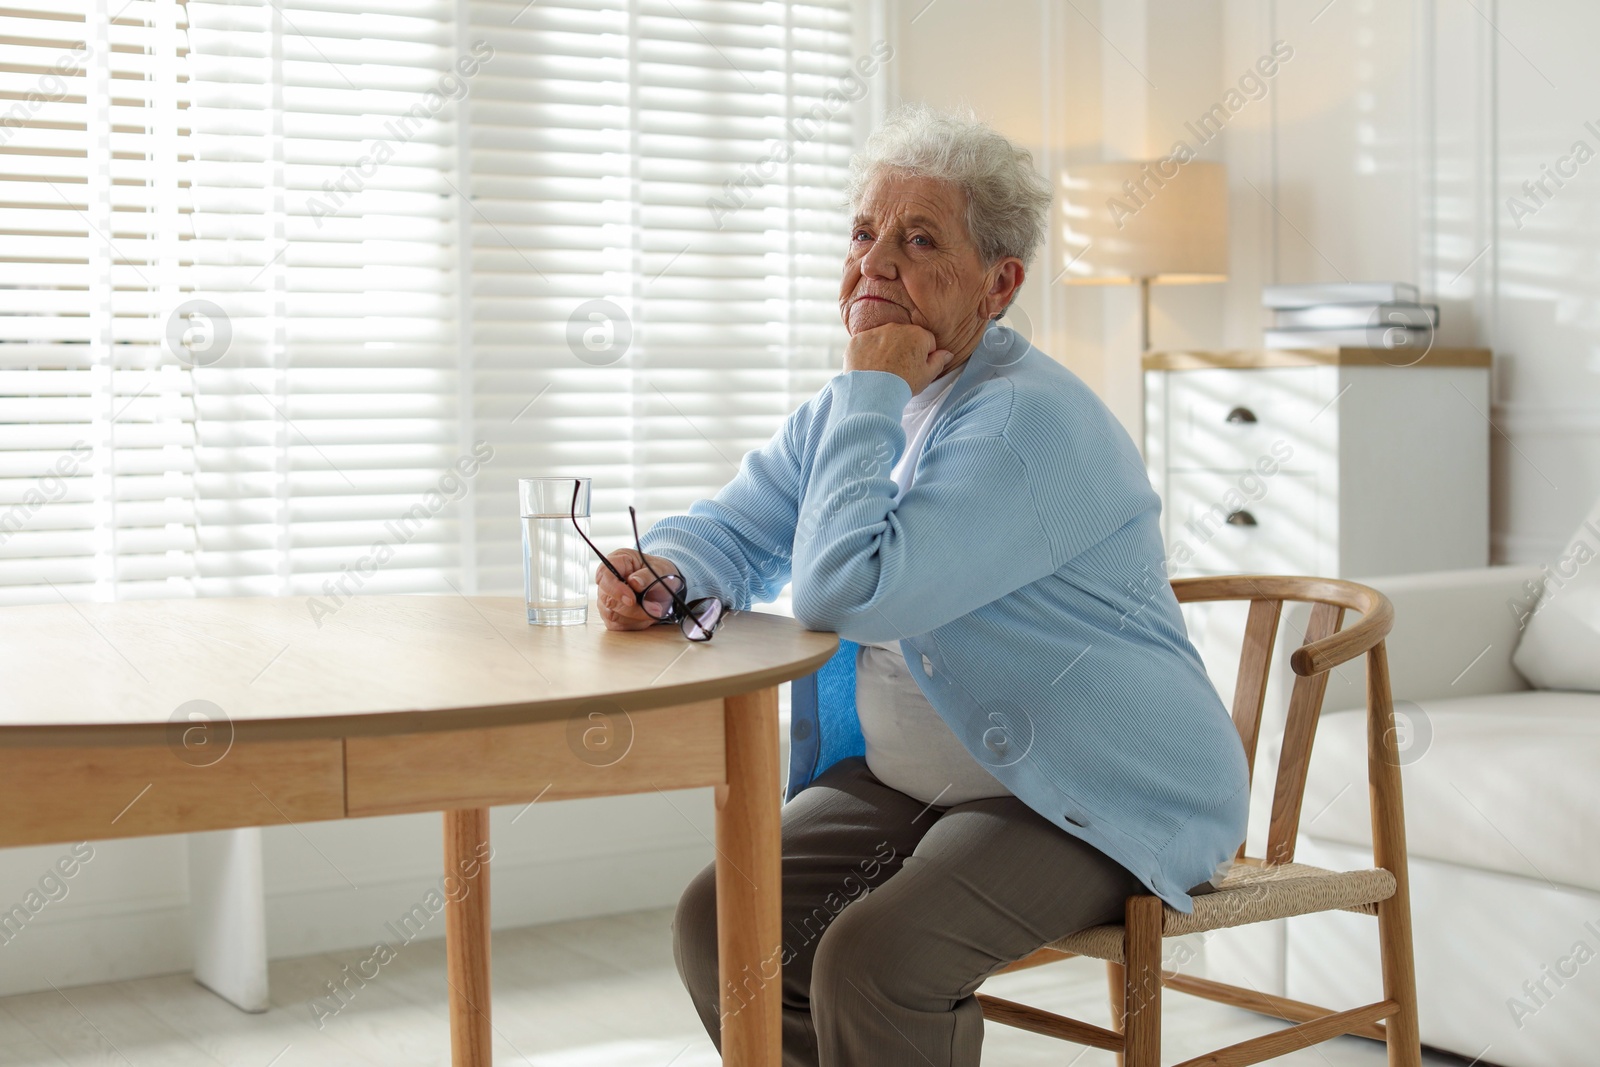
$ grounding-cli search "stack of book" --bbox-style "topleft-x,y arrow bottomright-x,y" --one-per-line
1262,282 -> 1438,350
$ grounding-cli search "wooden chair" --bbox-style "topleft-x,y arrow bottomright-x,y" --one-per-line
976,575 -> 1422,1067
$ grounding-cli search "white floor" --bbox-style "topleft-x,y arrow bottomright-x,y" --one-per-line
0,905 -> 1467,1066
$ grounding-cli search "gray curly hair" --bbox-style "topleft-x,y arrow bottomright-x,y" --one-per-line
844,102 -> 1053,274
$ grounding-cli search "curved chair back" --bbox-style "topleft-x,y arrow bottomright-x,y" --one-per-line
1171,575 -> 1396,868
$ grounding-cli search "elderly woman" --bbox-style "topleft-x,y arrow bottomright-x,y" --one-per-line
594,103 -> 1248,1067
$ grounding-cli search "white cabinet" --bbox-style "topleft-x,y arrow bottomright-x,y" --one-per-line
1144,349 -> 1492,582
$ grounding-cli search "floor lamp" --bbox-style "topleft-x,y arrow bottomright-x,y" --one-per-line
1059,159 -> 1229,350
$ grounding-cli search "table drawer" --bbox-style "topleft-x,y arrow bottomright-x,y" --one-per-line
345,698 -> 728,817
1161,368 -> 1333,472
0,738 -> 345,848
1163,469 -> 1328,577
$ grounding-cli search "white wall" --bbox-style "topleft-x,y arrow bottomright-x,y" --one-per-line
1232,0 -> 1600,562
885,0 -> 1600,561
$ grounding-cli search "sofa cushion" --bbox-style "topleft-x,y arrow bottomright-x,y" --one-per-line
1512,495 -> 1600,691
1299,690 -> 1600,894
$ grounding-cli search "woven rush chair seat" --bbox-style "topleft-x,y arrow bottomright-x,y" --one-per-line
1044,861 -> 1399,963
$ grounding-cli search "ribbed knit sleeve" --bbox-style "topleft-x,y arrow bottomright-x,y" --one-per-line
635,410 -> 804,611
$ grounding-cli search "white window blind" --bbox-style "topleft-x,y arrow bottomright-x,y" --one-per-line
0,1 -> 190,604
184,0 -> 474,600
2,0 -> 867,610
466,0 -> 861,613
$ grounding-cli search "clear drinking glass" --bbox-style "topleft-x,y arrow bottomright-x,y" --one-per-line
520,476 -> 591,625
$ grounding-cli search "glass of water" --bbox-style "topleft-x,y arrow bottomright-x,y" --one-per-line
520,476 -> 591,625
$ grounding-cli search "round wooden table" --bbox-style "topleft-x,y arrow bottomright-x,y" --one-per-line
0,593 -> 837,1066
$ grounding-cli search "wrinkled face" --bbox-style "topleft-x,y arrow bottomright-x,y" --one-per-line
839,171 -> 1001,362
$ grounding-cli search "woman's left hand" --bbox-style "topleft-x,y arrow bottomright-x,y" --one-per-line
844,322 -> 955,395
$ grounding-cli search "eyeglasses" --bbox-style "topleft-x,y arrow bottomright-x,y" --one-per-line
567,479 -> 727,642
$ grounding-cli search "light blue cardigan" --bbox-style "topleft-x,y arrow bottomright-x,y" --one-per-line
638,320 -> 1248,913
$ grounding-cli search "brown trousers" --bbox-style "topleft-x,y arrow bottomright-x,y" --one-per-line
671,755 -> 1148,1066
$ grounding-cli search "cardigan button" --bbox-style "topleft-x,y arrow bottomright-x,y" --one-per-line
921,654 -> 934,678
793,718 -> 812,740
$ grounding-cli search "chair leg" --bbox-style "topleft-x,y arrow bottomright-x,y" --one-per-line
1106,960 -> 1125,1067
1368,642 -> 1423,1067
1122,896 -> 1162,1067
1376,892 -> 1423,1067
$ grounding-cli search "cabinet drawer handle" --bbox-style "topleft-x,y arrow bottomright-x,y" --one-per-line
1224,406 -> 1258,424
1225,509 -> 1258,527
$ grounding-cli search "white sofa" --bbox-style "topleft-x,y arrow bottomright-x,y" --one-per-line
1200,565 -> 1600,1067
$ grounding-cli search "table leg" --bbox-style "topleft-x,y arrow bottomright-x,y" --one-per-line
716,686 -> 782,1066
189,827 -> 269,1012
445,807 -> 493,1066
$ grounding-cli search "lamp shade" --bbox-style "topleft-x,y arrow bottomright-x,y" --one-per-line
1059,160 -> 1228,284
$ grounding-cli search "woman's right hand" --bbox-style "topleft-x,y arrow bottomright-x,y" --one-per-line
595,547 -> 684,631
